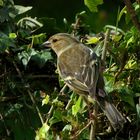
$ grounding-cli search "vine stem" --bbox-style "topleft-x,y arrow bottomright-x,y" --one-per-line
90,102 -> 98,140
101,29 -> 110,64
70,121 -> 91,139
124,0 -> 140,33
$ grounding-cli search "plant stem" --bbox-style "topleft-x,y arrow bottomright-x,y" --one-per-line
90,102 -> 98,140
124,0 -> 140,33
70,121 -> 91,139
101,29 -> 111,67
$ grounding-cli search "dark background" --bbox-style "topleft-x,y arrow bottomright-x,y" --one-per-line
14,0 -> 125,32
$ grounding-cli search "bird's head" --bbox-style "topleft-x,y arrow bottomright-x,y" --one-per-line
43,33 -> 78,56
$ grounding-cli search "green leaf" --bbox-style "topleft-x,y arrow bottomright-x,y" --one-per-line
62,124 -> 72,132
28,33 -> 46,45
0,0 -> 3,6
112,34 -> 122,42
86,37 -> 100,44
42,95 -> 50,106
52,98 -> 64,107
125,59 -> 137,69
49,110 -> 63,126
35,123 -> 50,140
72,96 -> 82,116
84,0 -> 103,12
135,93 -> 140,97
118,86 -> 135,107
104,74 -> 115,93
126,36 -> 134,47
17,17 -> 43,29
18,48 -> 37,68
118,6 -> 127,22
14,5 -> 32,15
0,32 -> 16,52
136,104 -> 140,119
0,7 -> 11,22
5,104 -> 23,117
31,50 -> 52,68
9,33 -> 17,39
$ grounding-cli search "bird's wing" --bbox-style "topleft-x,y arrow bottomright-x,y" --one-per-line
58,43 -> 100,97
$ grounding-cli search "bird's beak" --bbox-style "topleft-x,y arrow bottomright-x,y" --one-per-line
42,41 -> 51,47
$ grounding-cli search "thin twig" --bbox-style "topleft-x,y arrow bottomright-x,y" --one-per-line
70,121 -> 91,139
0,113 -> 10,136
90,103 -> 98,140
13,61 -> 44,125
60,84 -> 69,95
46,85 -> 69,123
101,29 -> 111,66
25,74 -> 57,79
0,73 -> 7,78
124,0 -> 140,33
13,61 -> 23,82
90,121 -> 94,140
71,18 -> 81,35
65,98 -> 72,110
46,105 -> 54,123
27,90 -> 44,125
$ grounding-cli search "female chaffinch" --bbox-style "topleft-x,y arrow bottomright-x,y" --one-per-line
43,33 -> 126,130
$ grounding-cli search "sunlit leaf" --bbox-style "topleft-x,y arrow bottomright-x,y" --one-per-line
104,74 -> 115,93
84,0 -> 103,12
49,110 -> 63,125
72,96 -> 82,116
9,33 -> 17,39
0,0 -> 3,6
14,5 -> 32,15
118,6 -> 127,22
62,124 -> 72,132
35,123 -> 50,140
86,37 -> 100,44
28,33 -> 46,45
125,59 -> 137,69
42,95 -> 50,106
52,98 -> 64,107
17,17 -> 43,29
112,34 -> 122,42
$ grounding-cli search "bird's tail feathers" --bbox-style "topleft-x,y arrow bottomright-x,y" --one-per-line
101,100 -> 126,130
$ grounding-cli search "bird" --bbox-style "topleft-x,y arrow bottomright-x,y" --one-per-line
43,33 -> 126,130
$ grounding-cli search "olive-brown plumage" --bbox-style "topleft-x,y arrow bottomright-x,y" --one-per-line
43,33 -> 126,130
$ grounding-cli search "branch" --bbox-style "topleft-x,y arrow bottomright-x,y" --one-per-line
124,0 -> 140,33
27,90 -> 44,125
101,29 -> 111,67
26,74 -> 57,79
46,105 -> 54,123
90,102 -> 98,140
13,61 -> 44,125
70,121 -> 91,139
0,113 -> 10,136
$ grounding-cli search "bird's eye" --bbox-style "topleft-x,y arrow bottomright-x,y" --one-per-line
52,39 -> 58,43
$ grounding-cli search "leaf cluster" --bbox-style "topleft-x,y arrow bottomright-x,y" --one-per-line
0,0 -> 140,140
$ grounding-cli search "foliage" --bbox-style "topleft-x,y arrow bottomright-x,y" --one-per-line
0,0 -> 140,140
84,0 -> 103,13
